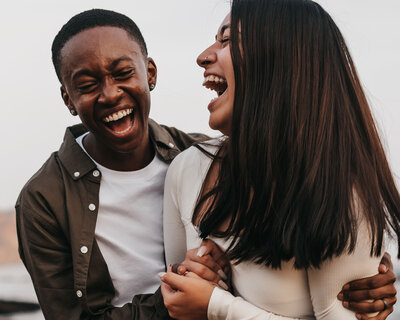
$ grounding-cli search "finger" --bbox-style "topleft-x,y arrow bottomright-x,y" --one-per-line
159,271 -> 192,292
185,245 -> 229,280
342,296 -> 397,313
184,249 -> 226,277
200,239 -> 230,271
171,263 -> 188,275
356,306 -> 393,320
171,263 -> 181,274
181,259 -> 221,283
161,281 -> 176,295
342,270 -> 396,291
184,271 -> 202,279
379,252 -> 393,272
339,284 -> 397,301
184,271 -> 229,291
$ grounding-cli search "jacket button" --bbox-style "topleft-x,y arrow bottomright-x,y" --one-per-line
88,203 -> 96,211
92,170 -> 100,177
80,246 -> 88,254
76,290 -> 83,298
74,172 -> 80,177
168,142 -> 175,148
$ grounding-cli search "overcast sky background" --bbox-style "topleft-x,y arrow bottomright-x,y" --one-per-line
0,0 -> 399,211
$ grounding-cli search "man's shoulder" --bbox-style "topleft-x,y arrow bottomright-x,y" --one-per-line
149,119 -> 209,152
16,151 -> 64,210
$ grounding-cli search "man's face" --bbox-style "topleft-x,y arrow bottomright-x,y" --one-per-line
60,26 -> 156,158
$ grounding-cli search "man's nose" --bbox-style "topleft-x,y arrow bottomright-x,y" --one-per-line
98,79 -> 122,105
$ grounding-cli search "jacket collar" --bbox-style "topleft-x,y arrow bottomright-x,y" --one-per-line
58,119 -> 180,180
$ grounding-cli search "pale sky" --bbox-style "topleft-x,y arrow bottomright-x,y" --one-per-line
0,0 -> 399,210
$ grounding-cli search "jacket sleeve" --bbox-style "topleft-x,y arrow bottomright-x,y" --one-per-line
16,191 -> 171,320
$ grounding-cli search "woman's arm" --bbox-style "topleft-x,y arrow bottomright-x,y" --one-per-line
163,156 -> 188,267
307,218 -> 384,320
160,271 -> 303,320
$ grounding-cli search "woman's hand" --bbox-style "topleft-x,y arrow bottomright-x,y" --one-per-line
160,266 -> 215,320
171,239 -> 231,290
337,252 -> 397,319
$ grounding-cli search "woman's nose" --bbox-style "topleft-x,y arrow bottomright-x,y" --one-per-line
196,47 -> 216,68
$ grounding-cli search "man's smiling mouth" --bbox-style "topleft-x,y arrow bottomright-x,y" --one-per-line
102,108 -> 134,134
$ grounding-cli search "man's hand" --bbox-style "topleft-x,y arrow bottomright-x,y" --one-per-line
337,252 -> 397,319
171,239 -> 231,291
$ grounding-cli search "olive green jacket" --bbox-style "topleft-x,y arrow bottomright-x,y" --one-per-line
16,120 -> 207,319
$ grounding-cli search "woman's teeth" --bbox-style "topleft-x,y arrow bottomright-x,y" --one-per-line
103,108 -> 133,123
203,75 -> 228,97
202,75 -> 226,87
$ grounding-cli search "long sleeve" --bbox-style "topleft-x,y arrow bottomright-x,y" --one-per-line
208,288 -> 303,320
307,218 -> 382,319
163,154 -> 189,266
16,183 -> 169,320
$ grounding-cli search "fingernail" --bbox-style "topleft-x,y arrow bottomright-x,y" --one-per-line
158,272 -> 166,280
197,246 -> 207,257
177,265 -> 186,274
342,284 -> 350,290
218,269 -> 228,280
218,280 -> 229,291
337,292 -> 343,300
342,301 -> 349,308
380,264 -> 388,272
356,314 -> 361,320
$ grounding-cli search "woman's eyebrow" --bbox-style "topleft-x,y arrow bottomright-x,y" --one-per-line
215,24 -> 231,40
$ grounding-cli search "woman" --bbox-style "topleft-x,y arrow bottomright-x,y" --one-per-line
160,0 -> 400,319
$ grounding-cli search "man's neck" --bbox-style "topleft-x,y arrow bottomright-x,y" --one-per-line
82,133 -> 155,171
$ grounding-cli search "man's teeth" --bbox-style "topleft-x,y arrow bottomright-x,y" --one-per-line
103,108 -> 133,123
202,75 -> 226,87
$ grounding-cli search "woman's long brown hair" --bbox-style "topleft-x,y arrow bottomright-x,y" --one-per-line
193,0 -> 400,268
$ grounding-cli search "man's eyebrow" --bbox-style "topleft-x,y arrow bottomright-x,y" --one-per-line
71,56 -> 134,82
71,69 -> 93,82
109,56 -> 134,70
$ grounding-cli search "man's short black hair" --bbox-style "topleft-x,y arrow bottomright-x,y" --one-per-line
52,8 -> 148,83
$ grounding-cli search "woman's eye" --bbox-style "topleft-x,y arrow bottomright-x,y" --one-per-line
218,37 -> 230,45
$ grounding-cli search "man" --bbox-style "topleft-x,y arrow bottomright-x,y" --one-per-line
16,9 -> 207,319
16,8 -> 397,320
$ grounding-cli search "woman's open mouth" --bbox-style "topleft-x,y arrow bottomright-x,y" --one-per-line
203,75 -> 227,97
102,108 -> 134,135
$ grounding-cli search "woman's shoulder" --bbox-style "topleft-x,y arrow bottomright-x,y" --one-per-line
165,138 -> 223,194
168,138 -> 222,171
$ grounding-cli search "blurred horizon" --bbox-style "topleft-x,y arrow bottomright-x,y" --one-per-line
0,0 -> 399,210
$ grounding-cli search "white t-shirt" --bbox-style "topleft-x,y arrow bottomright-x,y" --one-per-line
163,141 -> 383,320
76,133 -> 168,307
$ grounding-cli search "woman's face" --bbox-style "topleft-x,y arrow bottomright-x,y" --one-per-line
197,14 -> 235,136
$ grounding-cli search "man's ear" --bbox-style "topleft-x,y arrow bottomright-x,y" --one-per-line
61,86 -> 76,115
147,57 -> 157,90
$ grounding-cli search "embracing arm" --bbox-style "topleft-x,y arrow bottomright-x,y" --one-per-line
307,218 -> 385,320
16,192 -> 169,320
